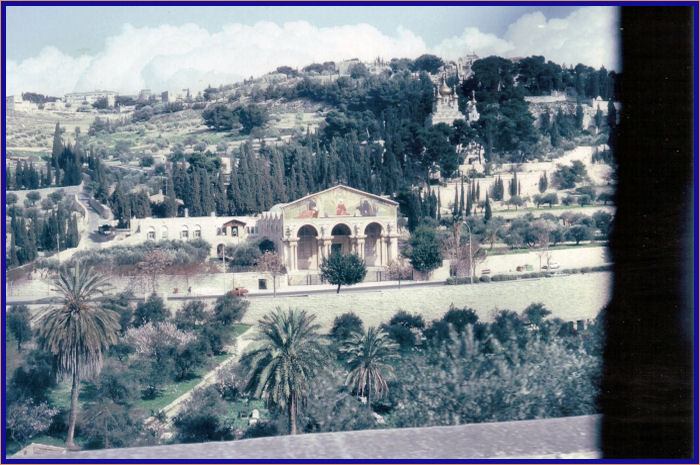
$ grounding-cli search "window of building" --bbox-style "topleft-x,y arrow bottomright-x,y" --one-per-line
232,226 -> 238,237
258,279 -> 267,290
161,228 -> 168,240
181,230 -> 189,239
193,230 -> 201,238
147,231 -> 156,240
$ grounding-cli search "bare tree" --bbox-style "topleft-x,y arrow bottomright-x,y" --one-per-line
386,259 -> 413,289
134,249 -> 172,295
255,251 -> 286,297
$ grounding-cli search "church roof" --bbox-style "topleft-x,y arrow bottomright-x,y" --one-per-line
283,184 -> 398,210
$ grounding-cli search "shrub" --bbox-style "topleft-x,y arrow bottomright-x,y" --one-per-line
330,312 -> 364,341
479,276 -> 491,283
174,339 -> 208,381
211,293 -> 249,327
242,421 -> 279,439
384,310 -> 425,350
133,293 -> 169,327
490,274 -> 517,282
442,307 -> 479,333
198,325 -> 230,355
215,364 -> 244,401
174,387 -> 233,443
8,305 -> 32,351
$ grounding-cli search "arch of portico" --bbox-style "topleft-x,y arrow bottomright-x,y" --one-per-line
283,218 -> 400,273
363,222 -> 383,266
295,225 -> 319,271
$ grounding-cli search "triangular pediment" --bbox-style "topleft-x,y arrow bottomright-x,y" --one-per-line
281,185 -> 397,220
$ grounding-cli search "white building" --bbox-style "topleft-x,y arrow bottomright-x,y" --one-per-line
127,213 -> 257,257
123,185 -> 399,285
64,90 -> 117,108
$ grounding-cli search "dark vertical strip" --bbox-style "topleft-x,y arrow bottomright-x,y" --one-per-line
601,6 -> 696,459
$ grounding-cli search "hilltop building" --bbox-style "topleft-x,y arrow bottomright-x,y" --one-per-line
64,90 -> 117,108
426,75 -> 479,127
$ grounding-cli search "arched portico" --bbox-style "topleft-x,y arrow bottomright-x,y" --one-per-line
364,222 -> 383,266
330,223 -> 352,256
297,225 -> 319,270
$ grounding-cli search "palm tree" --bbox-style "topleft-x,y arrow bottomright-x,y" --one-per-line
241,308 -> 327,435
36,263 -> 120,448
341,326 -> 398,412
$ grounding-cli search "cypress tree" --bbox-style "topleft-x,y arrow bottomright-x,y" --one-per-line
51,122 -> 62,168
67,216 -> 80,248
510,171 -> 518,197
466,182 -> 473,217
539,171 -> 548,193
452,183 -> 458,215
459,179 -> 465,214
476,181 -> 480,202
190,171 -> 202,216
484,193 -> 492,222
9,233 -> 19,267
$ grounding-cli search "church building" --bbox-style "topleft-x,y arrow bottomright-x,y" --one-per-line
426,75 -> 479,127
256,185 -> 400,282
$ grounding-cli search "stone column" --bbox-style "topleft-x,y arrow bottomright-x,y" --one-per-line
389,236 -> 399,263
378,234 -> 388,266
288,240 -> 298,272
283,241 -> 292,271
357,238 -> 365,260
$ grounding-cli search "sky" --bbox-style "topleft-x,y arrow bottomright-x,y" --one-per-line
5,5 -> 620,96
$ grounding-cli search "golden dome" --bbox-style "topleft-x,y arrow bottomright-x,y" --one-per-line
439,77 -> 452,96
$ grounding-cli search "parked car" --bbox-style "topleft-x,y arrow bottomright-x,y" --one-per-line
229,287 -> 249,296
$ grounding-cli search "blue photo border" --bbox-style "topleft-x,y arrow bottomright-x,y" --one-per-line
1,1 -> 698,463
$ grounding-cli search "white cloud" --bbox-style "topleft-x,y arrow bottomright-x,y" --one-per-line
433,6 -> 619,70
6,47 -> 92,95
6,21 -> 427,96
503,7 -> 619,69
432,28 -> 514,60
6,7 -> 619,96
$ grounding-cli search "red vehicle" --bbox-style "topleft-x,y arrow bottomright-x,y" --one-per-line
230,287 -> 249,296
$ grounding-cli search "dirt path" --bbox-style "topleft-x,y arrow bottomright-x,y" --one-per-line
146,327 -> 257,429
